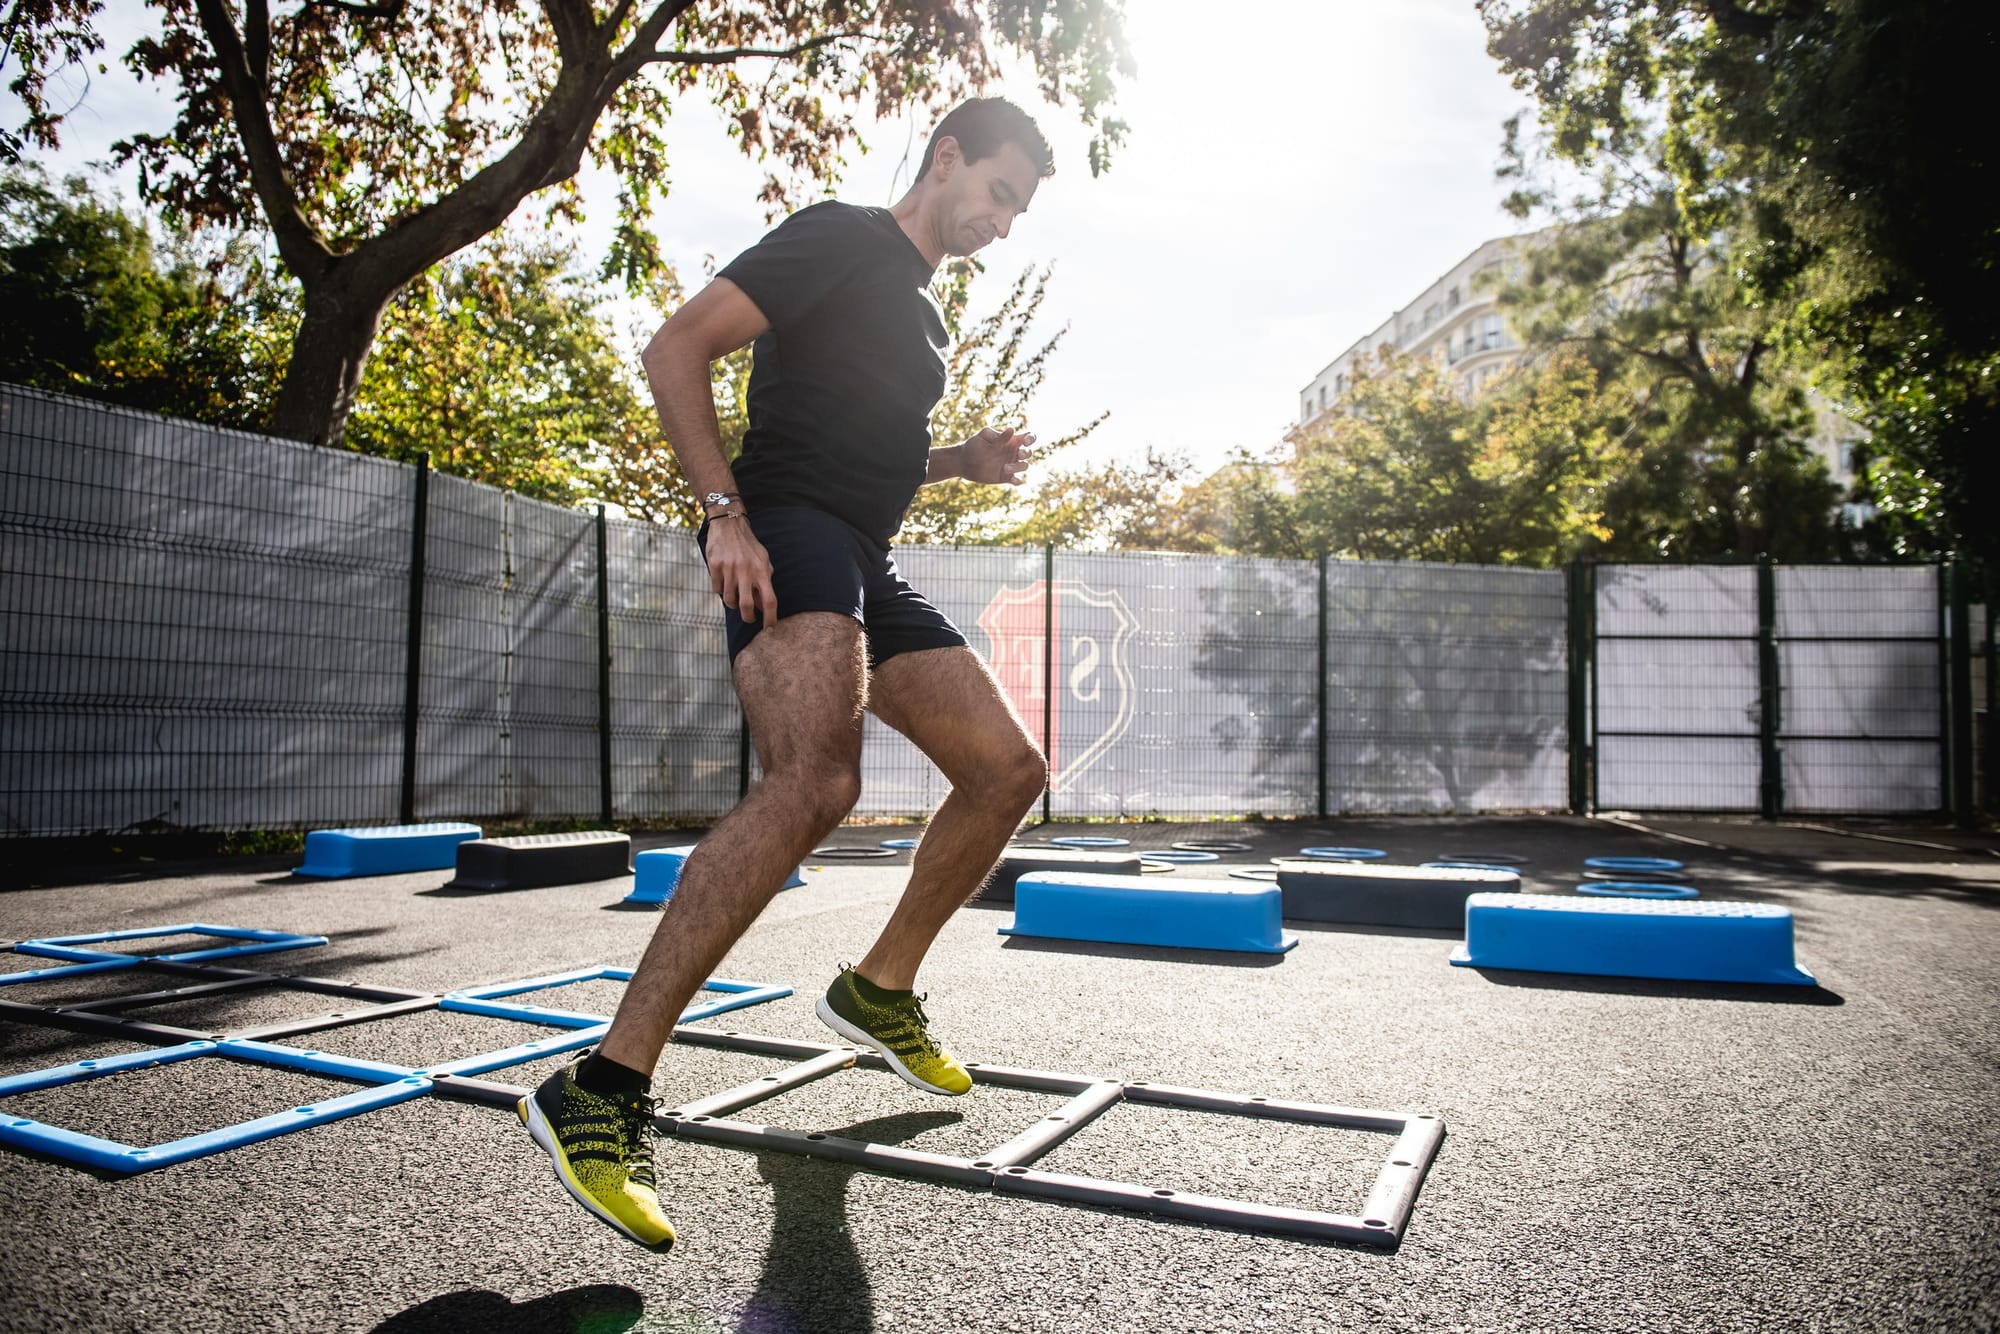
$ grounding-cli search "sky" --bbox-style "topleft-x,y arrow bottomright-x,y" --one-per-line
12,1 -> 1536,476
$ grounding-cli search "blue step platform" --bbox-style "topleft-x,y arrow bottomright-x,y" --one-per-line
624,846 -> 805,906
1450,892 -> 1815,985
297,823 -> 483,878
1000,873 -> 1297,955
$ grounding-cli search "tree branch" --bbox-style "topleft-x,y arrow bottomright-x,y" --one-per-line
189,0 -> 331,278
302,0 -> 406,19
1693,1 -> 1795,45
638,31 -> 868,68
245,0 -> 269,87
614,0 -> 701,74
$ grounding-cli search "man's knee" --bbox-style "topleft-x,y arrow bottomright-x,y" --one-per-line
990,740 -> 1048,812
765,761 -> 862,831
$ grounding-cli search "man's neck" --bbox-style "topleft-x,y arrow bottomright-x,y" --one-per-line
890,190 -> 945,272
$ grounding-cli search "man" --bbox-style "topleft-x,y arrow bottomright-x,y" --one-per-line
518,97 -> 1056,1249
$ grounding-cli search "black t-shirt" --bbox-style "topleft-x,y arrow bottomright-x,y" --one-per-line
718,201 -> 947,547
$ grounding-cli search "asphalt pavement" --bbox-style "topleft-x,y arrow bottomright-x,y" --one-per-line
1,815 -> 1996,1334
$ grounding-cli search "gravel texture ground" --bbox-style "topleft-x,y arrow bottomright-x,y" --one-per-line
1,815 -> 1996,1334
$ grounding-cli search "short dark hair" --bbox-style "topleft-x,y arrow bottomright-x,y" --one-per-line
916,97 -> 1055,182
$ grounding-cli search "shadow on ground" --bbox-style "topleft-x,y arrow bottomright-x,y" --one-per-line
370,1283 -> 644,1333
741,1109 -> 960,1334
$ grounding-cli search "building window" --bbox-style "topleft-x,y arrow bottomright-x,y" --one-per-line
1447,286 -> 1461,310
1481,315 -> 1503,349
1318,386 -> 1327,411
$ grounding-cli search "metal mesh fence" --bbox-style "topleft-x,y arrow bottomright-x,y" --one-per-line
607,516 -> 740,821
1,386 -> 412,836
1774,565 -> 1942,814
1594,565 -> 1762,811
1327,562 -> 1569,815
0,386 -> 1980,833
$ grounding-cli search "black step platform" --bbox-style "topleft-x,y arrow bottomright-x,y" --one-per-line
444,831 -> 633,890
1273,861 -> 1519,929
978,847 -> 1142,904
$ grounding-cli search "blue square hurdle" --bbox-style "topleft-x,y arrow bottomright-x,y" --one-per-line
1,943 -> 142,987
0,1039 -> 431,1174
1449,893 -> 1816,985
625,847 -> 805,906
1000,873 -> 1298,955
297,823 -> 484,878
442,966 -> 792,1034
16,924 -> 328,966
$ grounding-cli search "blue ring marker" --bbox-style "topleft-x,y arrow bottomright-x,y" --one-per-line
1577,881 -> 1700,900
1582,867 -> 1690,883
1173,839 -> 1252,853
1585,856 -> 1684,873
1423,861 -> 1522,874
1300,847 -> 1387,861
1228,867 -> 1279,881
1137,849 -> 1221,863
1050,836 -> 1131,849
879,838 -> 921,850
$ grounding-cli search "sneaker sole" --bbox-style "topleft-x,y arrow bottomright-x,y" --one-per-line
815,995 -> 969,1096
517,1095 -> 674,1250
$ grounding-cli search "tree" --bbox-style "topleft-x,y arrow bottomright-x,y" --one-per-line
900,257 -> 1105,544
1479,0 -> 1997,565
1490,134 -> 1843,559
7,1 -> 1132,449
346,230 -> 699,516
0,165 -> 292,427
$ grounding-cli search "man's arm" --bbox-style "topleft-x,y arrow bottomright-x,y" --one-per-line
926,426 -> 1037,486
641,278 -> 779,623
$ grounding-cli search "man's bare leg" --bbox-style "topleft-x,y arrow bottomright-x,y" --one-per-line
596,612 -> 867,1075
854,646 -> 1047,990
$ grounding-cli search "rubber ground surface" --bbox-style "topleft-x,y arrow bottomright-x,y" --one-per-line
1,815 -> 1996,1333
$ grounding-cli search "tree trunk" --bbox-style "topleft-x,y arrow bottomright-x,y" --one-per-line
269,279 -> 390,447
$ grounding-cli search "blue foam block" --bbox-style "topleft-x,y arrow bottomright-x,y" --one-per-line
1001,873 -> 1297,955
625,847 -> 804,905
1450,893 -> 1814,985
297,823 -> 483,878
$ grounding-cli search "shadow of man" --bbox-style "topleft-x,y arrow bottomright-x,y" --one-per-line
369,1283 -> 643,1333
737,1109 -> 963,1334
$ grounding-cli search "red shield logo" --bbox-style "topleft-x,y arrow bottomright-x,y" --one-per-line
976,581 -> 1137,791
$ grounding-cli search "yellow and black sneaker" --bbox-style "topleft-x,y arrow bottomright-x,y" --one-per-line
816,964 -> 973,1096
518,1055 -> 675,1249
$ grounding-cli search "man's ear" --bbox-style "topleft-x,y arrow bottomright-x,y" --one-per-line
931,134 -> 962,178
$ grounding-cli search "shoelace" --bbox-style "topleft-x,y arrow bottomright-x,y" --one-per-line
618,1093 -> 661,1190
899,993 -> 942,1058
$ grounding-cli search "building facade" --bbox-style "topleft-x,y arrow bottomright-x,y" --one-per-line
1294,227 -> 1862,500
1297,230 -> 1546,427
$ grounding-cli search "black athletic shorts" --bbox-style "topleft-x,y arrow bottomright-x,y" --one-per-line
696,505 -> 968,667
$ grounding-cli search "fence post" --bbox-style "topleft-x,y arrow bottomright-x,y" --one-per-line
399,453 -> 430,825
1041,541 -> 1055,824
1566,559 -> 1593,816
1756,553 -> 1783,820
1986,562 -> 1997,815
1946,556 -> 1975,825
595,505 -> 613,826
1316,551 -> 1329,819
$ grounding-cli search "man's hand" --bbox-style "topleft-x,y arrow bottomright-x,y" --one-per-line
704,519 -> 778,624
958,425 -> 1037,485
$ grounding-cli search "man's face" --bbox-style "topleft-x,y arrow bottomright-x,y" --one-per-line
936,138 -> 1041,257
